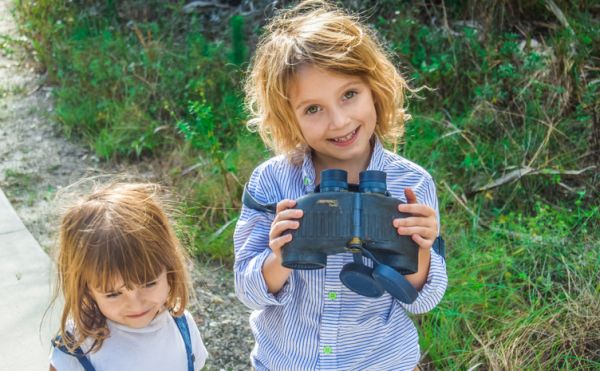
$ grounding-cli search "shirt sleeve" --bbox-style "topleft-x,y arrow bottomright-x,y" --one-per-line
400,175 -> 448,314
233,165 -> 297,310
49,346 -> 85,371
184,311 -> 208,371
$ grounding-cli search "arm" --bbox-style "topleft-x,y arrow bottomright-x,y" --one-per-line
393,177 -> 447,313
233,169 -> 299,309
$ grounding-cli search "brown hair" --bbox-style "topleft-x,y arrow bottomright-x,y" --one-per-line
245,0 -> 410,160
53,183 -> 190,353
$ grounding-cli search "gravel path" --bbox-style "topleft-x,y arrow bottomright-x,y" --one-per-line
0,1 -> 253,369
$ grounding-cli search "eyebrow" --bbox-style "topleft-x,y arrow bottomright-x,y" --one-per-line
293,79 -> 364,111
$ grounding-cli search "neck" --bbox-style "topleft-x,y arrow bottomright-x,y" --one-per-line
312,144 -> 373,185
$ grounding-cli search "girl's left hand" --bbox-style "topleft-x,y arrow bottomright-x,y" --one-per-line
393,188 -> 438,250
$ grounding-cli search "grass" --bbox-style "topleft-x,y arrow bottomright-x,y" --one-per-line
12,0 -> 600,368
2,169 -> 43,206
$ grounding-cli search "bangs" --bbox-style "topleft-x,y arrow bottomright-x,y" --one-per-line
80,230 -> 169,293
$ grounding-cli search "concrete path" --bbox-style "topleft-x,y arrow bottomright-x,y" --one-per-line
0,188 -> 59,370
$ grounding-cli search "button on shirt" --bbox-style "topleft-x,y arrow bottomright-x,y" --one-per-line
234,139 -> 448,370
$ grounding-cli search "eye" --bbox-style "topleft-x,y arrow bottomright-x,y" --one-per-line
143,280 -> 158,288
305,105 -> 321,115
105,292 -> 121,299
343,90 -> 357,100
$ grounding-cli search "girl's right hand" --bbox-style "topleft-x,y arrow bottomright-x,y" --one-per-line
269,199 -> 303,260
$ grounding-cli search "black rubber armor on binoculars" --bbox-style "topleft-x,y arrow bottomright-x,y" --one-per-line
281,169 -> 419,275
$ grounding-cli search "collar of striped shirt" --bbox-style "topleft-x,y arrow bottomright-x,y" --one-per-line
299,137 -> 387,193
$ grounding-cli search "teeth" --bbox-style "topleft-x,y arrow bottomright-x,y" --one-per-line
332,129 -> 357,142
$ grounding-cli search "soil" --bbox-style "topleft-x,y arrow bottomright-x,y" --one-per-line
0,0 -> 253,369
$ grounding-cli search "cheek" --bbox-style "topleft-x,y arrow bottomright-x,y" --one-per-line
362,97 -> 378,123
93,297 -> 116,317
156,280 -> 171,302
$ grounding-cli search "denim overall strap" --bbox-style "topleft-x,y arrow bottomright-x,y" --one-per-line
173,315 -> 195,371
52,333 -> 95,371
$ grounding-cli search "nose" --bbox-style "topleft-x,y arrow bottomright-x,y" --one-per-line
123,289 -> 145,309
329,105 -> 350,130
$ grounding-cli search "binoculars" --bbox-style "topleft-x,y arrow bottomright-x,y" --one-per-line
281,169 -> 419,303
242,169 -> 420,303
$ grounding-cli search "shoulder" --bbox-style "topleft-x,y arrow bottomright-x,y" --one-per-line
50,324 -> 88,371
382,149 -> 433,183
247,155 -> 302,201
50,346 -> 85,371
250,155 -> 299,182
381,149 -> 438,207
182,310 -> 198,329
181,311 -> 208,370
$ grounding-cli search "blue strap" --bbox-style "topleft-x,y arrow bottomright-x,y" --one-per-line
173,315 -> 195,371
52,333 -> 95,371
433,236 -> 446,260
242,183 -> 277,214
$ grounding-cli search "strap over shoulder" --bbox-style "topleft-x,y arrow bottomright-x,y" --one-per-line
51,333 -> 95,371
242,183 -> 277,214
433,236 -> 446,260
173,315 -> 195,371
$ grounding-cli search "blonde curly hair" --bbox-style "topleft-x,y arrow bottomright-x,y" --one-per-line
244,0 -> 410,161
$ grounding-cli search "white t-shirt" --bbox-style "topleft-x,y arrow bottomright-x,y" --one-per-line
50,310 -> 208,371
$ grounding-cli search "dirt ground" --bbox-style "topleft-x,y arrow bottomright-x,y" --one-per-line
0,0 -> 253,369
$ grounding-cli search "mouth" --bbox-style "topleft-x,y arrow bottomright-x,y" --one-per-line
126,309 -> 152,319
328,127 -> 359,146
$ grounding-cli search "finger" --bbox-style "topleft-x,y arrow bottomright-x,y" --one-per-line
269,220 -> 300,240
393,216 -> 436,229
404,188 -> 418,204
411,234 -> 433,250
269,233 -> 293,252
396,226 -> 436,240
275,199 -> 297,214
273,208 -> 303,223
397,203 -> 436,216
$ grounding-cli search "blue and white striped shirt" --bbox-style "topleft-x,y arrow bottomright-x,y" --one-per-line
234,139 -> 447,370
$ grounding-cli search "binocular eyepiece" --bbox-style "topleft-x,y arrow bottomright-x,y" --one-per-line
320,169 -> 388,194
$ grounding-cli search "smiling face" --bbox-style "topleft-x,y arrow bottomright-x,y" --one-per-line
90,270 -> 171,329
289,65 -> 377,178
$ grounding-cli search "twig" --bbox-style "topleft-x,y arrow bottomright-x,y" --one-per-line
439,116 -> 491,176
527,111 -> 555,167
183,1 -> 231,13
545,0 -> 573,33
464,320 -> 495,368
207,217 -> 238,243
470,166 -> 596,195
441,180 -> 483,226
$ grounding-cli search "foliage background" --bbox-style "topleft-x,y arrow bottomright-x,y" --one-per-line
12,0 -> 599,369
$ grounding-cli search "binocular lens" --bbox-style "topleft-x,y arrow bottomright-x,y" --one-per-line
359,170 -> 387,194
320,169 -> 349,192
